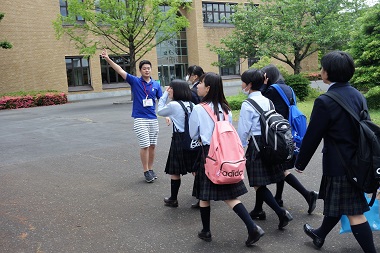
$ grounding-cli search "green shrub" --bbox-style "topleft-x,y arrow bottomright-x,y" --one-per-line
307,87 -> 323,100
250,56 -> 271,69
365,86 -> 380,110
351,66 -> 380,92
227,93 -> 246,110
284,74 -> 310,101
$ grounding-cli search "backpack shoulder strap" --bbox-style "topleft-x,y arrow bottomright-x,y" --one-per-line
201,103 -> 217,122
175,101 -> 190,133
201,102 -> 227,122
245,98 -> 263,114
323,92 -> 360,122
272,84 -> 297,106
245,98 -> 274,113
177,100 -> 189,115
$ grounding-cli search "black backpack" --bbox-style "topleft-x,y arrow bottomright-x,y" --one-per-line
176,101 -> 201,151
324,92 -> 380,206
245,98 -> 294,166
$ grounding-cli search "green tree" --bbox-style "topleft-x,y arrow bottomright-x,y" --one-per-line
0,13 -> 13,49
349,3 -> 380,90
210,0 -> 365,74
53,0 -> 190,75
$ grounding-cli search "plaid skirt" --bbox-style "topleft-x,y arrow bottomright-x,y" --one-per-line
318,175 -> 369,217
192,145 -> 248,201
281,154 -> 296,170
245,136 -> 285,187
165,132 -> 198,175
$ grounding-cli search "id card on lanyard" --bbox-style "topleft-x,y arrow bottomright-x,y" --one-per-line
142,80 -> 153,107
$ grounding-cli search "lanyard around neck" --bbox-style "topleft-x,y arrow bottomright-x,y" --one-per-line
142,80 -> 152,97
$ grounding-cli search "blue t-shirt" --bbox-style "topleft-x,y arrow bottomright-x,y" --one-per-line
126,74 -> 162,119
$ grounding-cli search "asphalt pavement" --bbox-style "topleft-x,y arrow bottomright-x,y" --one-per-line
0,82 -> 378,253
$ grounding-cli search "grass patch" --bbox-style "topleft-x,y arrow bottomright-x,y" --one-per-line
229,91 -> 380,126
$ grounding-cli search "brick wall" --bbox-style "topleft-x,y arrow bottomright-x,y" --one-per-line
0,0 -> 318,98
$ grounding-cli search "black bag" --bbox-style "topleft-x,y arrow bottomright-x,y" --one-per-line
176,101 -> 201,151
245,98 -> 294,166
324,92 -> 380,206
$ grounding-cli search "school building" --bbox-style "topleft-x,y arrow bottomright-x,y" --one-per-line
0,0 -> 317,101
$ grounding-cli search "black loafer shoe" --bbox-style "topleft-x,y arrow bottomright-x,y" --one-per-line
198,230 -> 212,242
191,200 -> 200,209
307,191 -> 318,214
164,197 -> 178,208
278,210 -> 293,229
246,225 -> 265,247
304,223 -> 324,248
249,210 -> 266,220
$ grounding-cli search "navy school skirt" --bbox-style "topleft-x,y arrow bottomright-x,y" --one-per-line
165,132 -> 199,175
192,145 -> 248,201
318,175 -> 369,217
245,136 -> 285,187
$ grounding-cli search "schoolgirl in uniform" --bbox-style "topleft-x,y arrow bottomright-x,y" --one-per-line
249,64 -> 318,217
157,79 -> 198,207
237,69 -> 293,230
188,65 -> 205,209
189,72 -> 264,247
189,65 -> 205,105
295,51 -> 377,252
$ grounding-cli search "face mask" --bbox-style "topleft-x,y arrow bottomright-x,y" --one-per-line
185,75 -> 189,82
242,85 -> 250,95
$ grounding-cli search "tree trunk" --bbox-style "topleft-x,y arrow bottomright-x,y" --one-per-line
293,48 -> 302,75
293,58 -> 302,75
129,42 -> 136,101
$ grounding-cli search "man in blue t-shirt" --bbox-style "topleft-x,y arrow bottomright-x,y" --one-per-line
101,49 -> 162,183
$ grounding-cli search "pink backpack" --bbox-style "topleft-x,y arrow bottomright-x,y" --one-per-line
201,103 -> 246,184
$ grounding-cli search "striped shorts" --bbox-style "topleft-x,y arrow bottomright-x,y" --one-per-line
133,118 -> 159,148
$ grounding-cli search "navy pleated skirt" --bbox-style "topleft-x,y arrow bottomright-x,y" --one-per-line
192,145 -> 248,201
318,175 -> 369,217
245,136 -> 285,187
165,132 -> 198,175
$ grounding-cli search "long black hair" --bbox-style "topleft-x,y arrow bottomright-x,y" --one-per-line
169,79 -> 192,101
261,64 -> 284,86
200,72 -> 230,116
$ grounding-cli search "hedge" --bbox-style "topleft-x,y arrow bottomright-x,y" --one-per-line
0,93 -> 67,110
365,86 -> 380,110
